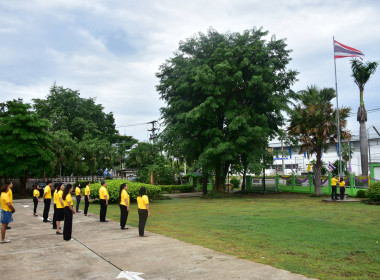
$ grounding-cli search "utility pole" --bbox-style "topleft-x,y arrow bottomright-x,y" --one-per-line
148,120 -> 158,143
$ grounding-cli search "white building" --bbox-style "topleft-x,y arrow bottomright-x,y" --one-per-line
268,135 -> 380,179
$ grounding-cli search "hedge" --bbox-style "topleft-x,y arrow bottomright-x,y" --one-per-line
158,185 -> 193,193
368,181 -> 380,202
88,179 -> 161,203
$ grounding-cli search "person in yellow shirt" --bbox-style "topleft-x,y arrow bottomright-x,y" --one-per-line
99,181 -> 109,222
84,182 -> 91,216
5,181 -> 13,230
52,183 -> 60,230
339,177 -> 346,200
119,183 -> 130,230
331,175 -> 339,201
74,182 -> 82,213
1,183 -> 15,243
55,183 -> 65,235
42,180 -> 53,223
62,184 -> 75,241
137,187 -> 150,237
32,184 -> 40,216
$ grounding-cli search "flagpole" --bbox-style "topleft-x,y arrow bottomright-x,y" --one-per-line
333,36 -> 343,178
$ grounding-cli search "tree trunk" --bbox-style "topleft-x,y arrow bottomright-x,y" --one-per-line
19,170 -> 28,197
313,149 -> 322,195
215,167 -> 222,191
241,168 -> 247,191
358,106 -> 368,178
192,176 -> 197,192
202,172 -> 208,195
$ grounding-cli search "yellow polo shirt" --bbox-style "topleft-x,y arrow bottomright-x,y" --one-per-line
120,189 -> 130,206
339,181 -> 346,188
137,195 -> 149,209
85,186 -> 90,196
75,187 -> 81,196
1,192 -> 12,212
99,186 -> 109,200
56,190 -> 64,209
7,189 -> 13,204
53,190 -> 58,205
331,178 -> 339,186
63,193 -> 73,207
33,189 -> 40,198
44,185 -> 52,199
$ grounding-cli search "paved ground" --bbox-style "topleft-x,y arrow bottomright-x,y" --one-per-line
1,199 -> 317,280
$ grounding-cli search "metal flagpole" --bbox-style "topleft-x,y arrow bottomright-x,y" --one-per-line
333,36 -> 343,177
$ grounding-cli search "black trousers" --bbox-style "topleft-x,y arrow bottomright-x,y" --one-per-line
76,196 -> 81,212
331,186 -> 338,200
63,206 -> 73,240
100,199 -> 107,221
84,196 -> 89,215
52,204 -> 57,228
120,205 -> 129,228
43,199 -> 51,221
340,187 -> 345,200
138,209 -> 148,236
33,197 -> 38,214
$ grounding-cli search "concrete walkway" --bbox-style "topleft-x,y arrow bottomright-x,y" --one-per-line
1,199 -> 317,280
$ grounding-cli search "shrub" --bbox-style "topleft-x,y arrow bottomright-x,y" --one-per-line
367,181 -> 380,202
355,190 -> 367,198
230,178 -> 240,189
89,179 -> 161,203
158,185 -> 193,193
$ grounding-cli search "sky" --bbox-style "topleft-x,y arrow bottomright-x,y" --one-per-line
1,0 -> 379,142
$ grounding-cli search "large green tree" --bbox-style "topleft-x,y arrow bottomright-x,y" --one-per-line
33,84 -> 117,142
0,99 -> 55,195
350,59 -> 378,176
288,86 -> 350,194
156,28 -> 298,192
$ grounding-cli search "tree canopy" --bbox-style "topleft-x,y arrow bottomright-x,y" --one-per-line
156,27 -> 298,191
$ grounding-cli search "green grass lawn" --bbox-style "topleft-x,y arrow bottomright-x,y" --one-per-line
78,193 -> 380,280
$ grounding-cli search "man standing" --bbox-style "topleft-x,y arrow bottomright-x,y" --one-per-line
99,181 -> 109,222
331,175 -> 339,201
43,180 -> 53,222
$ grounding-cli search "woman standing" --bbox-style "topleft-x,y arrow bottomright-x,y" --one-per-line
55,183 -> 65,235
84,181 -> 90,216
137,187 -> 150,237
32,184 -> 40,216
75,182 -> 82,213
62,184 -> 75,241
119,183 -> 130,230
52,183 -> 60,230
339,177 -> 346,200
1,182 -> 15,243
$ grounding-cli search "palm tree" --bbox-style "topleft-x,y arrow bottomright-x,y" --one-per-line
351,60 -> 378,176
288,86 -> 350,194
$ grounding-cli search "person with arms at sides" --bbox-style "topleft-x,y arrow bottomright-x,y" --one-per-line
32,184 -> 40,216
119,183 -> 130,230
52,183 -> 60,229
137,187 -> 150,237
84,181 -> 91,216
331,175 -> 339,201
55,183 -> 65,235
74,182 -> 82,213
99,181 -> 109,222
62,184 -> 75,241
1,183 -> 15,243
339,177 -> 346,201
43,180 -> 53,223
5,181 -> 13,230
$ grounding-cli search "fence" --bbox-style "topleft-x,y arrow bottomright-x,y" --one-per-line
245,174 -> 377,196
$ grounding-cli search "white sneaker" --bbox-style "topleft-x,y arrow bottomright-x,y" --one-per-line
1,239 -> 11,243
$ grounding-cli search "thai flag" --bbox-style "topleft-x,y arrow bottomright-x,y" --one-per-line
327,162 -> 336,172
334,40 -> 364,60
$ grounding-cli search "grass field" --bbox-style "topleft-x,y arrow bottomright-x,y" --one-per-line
79,193 -> 380,280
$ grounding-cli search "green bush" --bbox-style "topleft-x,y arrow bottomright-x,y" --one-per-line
230,178 -> 240,189
89,179 -> 161,203
367,181 -> 380,201
356,189 -> 367,198
158,185 -> 193,193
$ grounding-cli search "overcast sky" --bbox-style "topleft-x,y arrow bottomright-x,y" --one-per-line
1,0 -> 379,142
